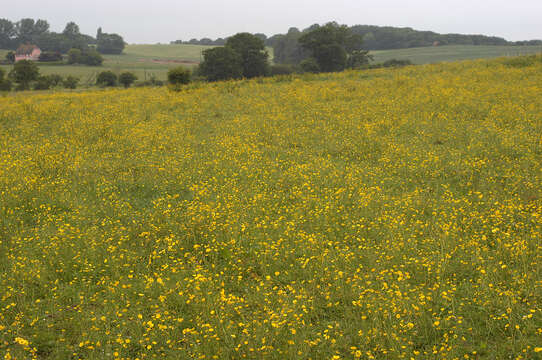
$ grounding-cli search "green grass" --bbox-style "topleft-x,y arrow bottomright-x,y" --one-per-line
372,44 -> 542,64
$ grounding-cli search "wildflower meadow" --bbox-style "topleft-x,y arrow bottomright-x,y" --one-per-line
0,57 -> 541,359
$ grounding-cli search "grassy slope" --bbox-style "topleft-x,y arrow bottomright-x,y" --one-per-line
372,44 -> 542,64
0,58 -> 541,359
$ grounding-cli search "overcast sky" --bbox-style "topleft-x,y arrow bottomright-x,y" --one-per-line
4,0 -> 542,43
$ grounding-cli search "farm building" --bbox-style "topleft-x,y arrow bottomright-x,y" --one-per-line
15,44 -> 41,62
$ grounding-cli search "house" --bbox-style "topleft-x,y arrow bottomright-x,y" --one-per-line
15,44 -> 41,62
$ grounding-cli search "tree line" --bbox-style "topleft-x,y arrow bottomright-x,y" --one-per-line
172,22 -> 542,66
0,18 -> 125,54
184,23 -> 374,83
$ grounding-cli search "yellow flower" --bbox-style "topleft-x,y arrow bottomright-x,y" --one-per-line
15,337 -> 29,346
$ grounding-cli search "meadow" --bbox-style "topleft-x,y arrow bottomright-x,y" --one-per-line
0,57 -> 541,359
370,44 -> 542,64
1,44 -> 541,83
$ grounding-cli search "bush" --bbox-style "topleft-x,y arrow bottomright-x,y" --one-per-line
67,48 -> 82,64
96,71 -> 117,87
300,58 -> 320,73
63,76 -> 79,89
33,75 -> 64,90
167,67 -> 191,85
347,50 -> 373,69
34,76 -> 53,90
119,72 -> 138,88
5,51 -> 15,64
81,50 -> 104,66
382,59 -> 412,67
0,69 -> 11,91
46,74 -> 64,87
0,79 -> 12,91
67,48 -> 104,66
270,64 -> 296,76
10,60 -> 40,90
39,51 -> 63,62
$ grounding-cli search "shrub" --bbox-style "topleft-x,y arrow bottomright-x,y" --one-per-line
300,58 -> 320,73
46,74 -> 64,87
270,64 -> 296,76
34,76 -> 53,90
67,48 -> 82,64
81,50 -> 104,66
0,69 -> 11,91
39,51 -> 63,62
96,71 -> 117,87
10,60 -> 40,90
5,51 -> 15,64
63,76 -> 79,89
119,72 -> 138,88
347,50 -> 373,69
167,67 -> 191,85
382,59 -> 412,67
0,79 -> 12,91
67,48 -> 104,66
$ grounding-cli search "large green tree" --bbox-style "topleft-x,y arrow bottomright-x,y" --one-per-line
0,19 -> 16,49
298,22 -> 365,72
226,33 -> 269,78
271,27 -> 308,65
10,60 -> 39,90
199,47 -> 243,82
96,28 -> 125,54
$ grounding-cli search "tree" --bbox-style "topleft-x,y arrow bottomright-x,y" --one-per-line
0,19 -> 16,49
34,75 -> 53,90
299,22 -> 369,73
63,75 -> 79,89
67,48 -> 103,66
0,68 -> 12,91
38,51 -> 63,62
34,19 -> 50,35
10,60 -> 39,90
346,50 -> 373,69
63,22 -> 80,39
313,43 -> 347,72
6,51 -> 15,64
97,29 -> 125,54
119,72 -> 137,88
300,58 -> 320,73
96,71 -> 117,87
272,27 -> 308,65
167,67 -> 191,85
199,47 -> 243,82
81,49 -> 103,66
15,18 -> 35,43
226,33 -> 269,78
67,48 -> 82,64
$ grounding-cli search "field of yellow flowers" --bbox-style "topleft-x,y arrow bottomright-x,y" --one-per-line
0,57 -> 541,359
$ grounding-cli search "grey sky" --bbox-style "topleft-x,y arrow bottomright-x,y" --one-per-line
4,0 -> 542,43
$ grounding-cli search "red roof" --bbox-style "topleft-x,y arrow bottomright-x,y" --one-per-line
16,44 -> 40,56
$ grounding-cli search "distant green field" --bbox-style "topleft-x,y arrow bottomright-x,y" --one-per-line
1,44 -> 541,83
0,44 -> 271,82
372,44 -> 542,64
